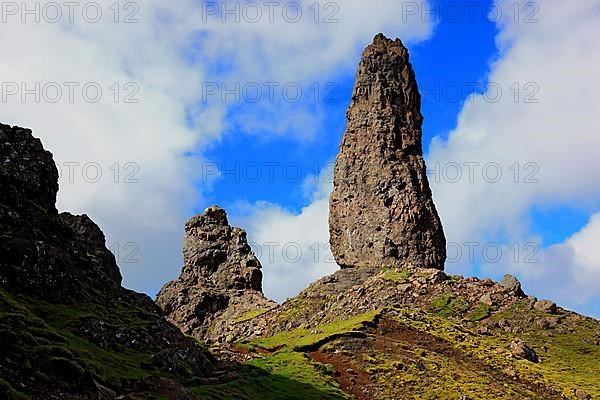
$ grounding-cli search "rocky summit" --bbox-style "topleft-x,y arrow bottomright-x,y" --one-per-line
156,206 -> 276,344
329,33 -> 446,271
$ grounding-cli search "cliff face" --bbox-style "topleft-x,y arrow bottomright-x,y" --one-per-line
0,124 -> 122,300
329,33 -> 446,271
156,206 -> 276,344
0,124 -> 213,399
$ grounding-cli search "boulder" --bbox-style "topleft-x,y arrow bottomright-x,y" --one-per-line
499,274 -> 525,297
534,300 -> 557,314
509,338 -> 538,363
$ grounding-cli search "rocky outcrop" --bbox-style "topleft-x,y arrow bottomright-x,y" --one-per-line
0,124 -> 121,299
157,206 -> 277,343
0,124 -> 58,213
510,338 -> 539,363
499,274 -> 525,297
60,212 -> 124,285
0,124 -> 213,398
329,34 -> 446,270
225,265 -> 544,343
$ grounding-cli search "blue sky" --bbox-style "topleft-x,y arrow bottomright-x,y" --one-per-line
203,0 -> 499,211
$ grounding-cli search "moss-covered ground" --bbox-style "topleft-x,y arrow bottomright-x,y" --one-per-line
3,284 -> 599,400
192,351 -> 349,399
0,288 -> 187,399
201,300 -> 600,400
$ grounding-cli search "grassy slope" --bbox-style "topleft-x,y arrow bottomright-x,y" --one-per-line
195,301 -> 599,399
2,285 -> 597,399
192,351 -> 350,400
192,313 -> 380,399
0,288 -> 182,399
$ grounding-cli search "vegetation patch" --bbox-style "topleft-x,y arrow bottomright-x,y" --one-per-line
383,269 -> 412,282
0,288 -> 195,397
234,308 -> 270,324
429,295 -> 469,318
192,351 -> 349,399
468,303 -> 498,322
240,310 -> 381,351
0,377 -> 30,400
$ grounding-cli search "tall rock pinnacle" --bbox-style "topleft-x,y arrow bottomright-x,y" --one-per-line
329,34 -> 446,270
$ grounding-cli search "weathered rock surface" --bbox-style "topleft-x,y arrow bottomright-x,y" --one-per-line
499,274 -> 525,297
0,124 -> 213,399
157,206 -> 277,343
0,123 -> 120,299
534,299 -> 557,314
510,338 -> 539,363
0,124 -> 58,213
226,265 -> 542,343
575,388 -> 592,399
329,34 -> 446,270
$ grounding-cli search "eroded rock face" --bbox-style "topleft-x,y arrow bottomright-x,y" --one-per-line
60,212 -> 123,285
0,124 -> 121,298
0,124 -> 58,213
499,274 -> 525,297
156,206 -> 276,343
329,34 -> 446,270
0,123 -> 213,396
181,207 -> 263,291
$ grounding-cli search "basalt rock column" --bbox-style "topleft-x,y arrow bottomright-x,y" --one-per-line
329,34 -> 446,270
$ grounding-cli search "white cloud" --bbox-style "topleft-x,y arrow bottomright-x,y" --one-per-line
198,0 -> 433,83
197,0 -> 435,139
231,165 -> 336,302
0,1 -> 433,296
479,213 -> 600,312
1,0 -> 210,292
427,0 -> 600,311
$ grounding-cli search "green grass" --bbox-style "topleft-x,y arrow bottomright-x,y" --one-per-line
0,377 -> 30,400
0,288 -> 190,396
192,351 -> 349,399
383,269 -> 412,282
4,281 -> 599,400
206,310 -> 382,399
468,303 -> 498,322
429,295 -> 469,318
240,310 -> 380,351
234,309 -> 270,324
385,304 -> 600,399
490,306 -> 600,398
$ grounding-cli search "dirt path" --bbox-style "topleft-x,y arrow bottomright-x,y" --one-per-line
307,317 -> 563,400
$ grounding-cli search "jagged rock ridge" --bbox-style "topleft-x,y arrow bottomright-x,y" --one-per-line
0,124 -> 121,299
329,33 -> 446,271
156,206 -> 276,344
0,123 -> 213,399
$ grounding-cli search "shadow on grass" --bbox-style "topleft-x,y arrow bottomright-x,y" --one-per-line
191,362 -> 349,400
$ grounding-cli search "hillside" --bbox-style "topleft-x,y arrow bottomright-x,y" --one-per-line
0,124 -> 213,399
